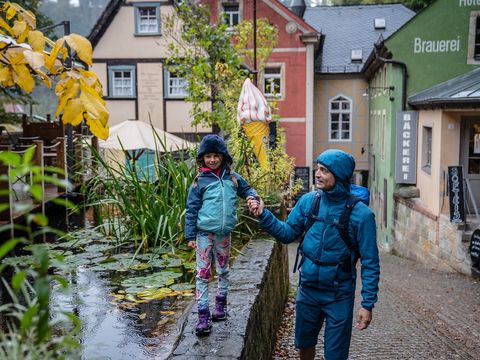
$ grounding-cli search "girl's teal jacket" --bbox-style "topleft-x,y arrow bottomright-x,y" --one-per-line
258,150 -> 380,311
185,167 -> 256,241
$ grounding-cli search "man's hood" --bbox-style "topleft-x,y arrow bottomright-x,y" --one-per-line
316,149 -> 355,199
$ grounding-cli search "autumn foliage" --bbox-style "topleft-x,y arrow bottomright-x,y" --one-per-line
0,1 -> 109,139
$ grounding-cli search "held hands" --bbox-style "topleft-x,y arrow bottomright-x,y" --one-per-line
247,196 -> 264,217
356,308 -> 372,330
187,240 -> 196,249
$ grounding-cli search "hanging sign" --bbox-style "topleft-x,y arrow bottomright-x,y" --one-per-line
395,111 -> 417,184
471,229 -> 480,270
447,166 -> 465,224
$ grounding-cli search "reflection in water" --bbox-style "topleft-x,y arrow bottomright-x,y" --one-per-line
51,261 -> 188,359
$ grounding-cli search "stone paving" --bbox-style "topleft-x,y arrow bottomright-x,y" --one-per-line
274,244 -> 480,360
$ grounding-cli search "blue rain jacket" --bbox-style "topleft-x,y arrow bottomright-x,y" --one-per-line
258,150 -> 380,310
185,167 -> 256,241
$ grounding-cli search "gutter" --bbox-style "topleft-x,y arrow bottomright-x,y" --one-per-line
374,46 -> 408,111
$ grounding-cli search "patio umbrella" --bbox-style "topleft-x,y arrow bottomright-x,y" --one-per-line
99,120 -> 195,156
99,120 -> 195,172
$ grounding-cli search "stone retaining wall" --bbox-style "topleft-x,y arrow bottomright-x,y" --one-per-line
393,195 -> 471,275
170,238 -> 289,359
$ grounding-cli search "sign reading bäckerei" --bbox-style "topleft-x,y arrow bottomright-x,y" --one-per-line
395,111 -> 417,184
447,166 -> 465,224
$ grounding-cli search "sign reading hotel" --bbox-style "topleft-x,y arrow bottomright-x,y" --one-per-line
395,111 -> 417,184
447,166 -> 466,224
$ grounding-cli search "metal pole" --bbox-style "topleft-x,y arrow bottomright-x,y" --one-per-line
253,0 -> 257,86
63,21 -> 74,185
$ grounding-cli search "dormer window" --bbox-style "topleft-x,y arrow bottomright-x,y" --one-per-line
134,3 -> 161,35
351,49 -> 363,62
223,3 -> 240,28
374,18 -> 386,30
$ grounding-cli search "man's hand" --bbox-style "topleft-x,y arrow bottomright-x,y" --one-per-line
247,196 -> 264,216
356,308 -> 372,330
187,240 -> 196,249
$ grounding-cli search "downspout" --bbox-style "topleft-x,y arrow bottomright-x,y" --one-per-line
374,46 -> 408,111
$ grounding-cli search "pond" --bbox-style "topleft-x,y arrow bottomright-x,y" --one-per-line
3,207 -> 252,359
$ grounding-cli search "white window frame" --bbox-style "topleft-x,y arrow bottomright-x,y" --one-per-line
166,69 -> 188,98
468,11 -> 480,65
222,3 -> 240,29
328,94 -> 352,142
134,3 -> 161,36
421,126 -> 433,174
108,65 -> 136,98
263,65 -> 283,99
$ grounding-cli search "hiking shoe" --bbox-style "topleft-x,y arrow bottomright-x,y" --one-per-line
211,294 -> 227,321
195,308 -> 212,336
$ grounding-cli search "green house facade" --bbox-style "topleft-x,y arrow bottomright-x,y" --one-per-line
364,0 -> 480,275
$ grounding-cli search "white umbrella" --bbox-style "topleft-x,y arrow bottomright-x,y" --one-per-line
99,120 -> 195,153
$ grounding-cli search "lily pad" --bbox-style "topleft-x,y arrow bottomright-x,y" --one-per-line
136,287 -> 175,301
149,258 -> 182,269
121,271 -> 182,293
170,283 -> 195,291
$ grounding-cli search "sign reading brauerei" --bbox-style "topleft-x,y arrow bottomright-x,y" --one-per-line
395,111 -> 418,184
448,166 -> 465,224
471,229 -> 480,270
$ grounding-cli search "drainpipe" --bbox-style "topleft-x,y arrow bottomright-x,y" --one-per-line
374,46 -> 408,111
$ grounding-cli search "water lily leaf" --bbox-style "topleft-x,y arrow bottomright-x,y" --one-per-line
130,263 -> 151,271
136,288 -> 173,301
1,255 -> 35,267
169,283 -> 195,291
160,311 -> 175,315
121,271 -> 182,293
149,258 -> 182,269
183,262 -> 196,270
110,293 -> 125,302
99,256 -> 117,264
84,243 -> 115,253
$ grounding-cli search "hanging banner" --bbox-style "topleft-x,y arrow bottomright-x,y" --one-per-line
395,111 -> 418,184
447,166 -> 465,224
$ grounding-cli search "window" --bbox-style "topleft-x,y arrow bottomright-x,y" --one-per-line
134,3 -> 160,35
329,95 -> 351,141
223,4 -> 240,28
108,65 -> 136,98
422,126 -> 432,174
380,111 -> 386,160
468,11 -> 480,64
166,69 -> 188,98
263,66 -> 282,97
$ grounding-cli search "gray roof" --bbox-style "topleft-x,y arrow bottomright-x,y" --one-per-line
408,68 -> 480,108
303,4 -> 415,74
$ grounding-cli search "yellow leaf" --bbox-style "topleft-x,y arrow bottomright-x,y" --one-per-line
84,112 -> 109,140
11,63 -> 34,92
45,38 -> 65,74
138,313 -> 146,320
55,78 -> 79,116
8,3 -> 35,28
27,30 -> 45,52
61,98 -> 84,126
35,69 -> 51,87
0,66 -> 13,86
80,81 -> 108,126
23,49 -> 44,69
0,17 -> 14,36
4,3 -> 16,20
65,33 -> 92,66
159,311 -> 175,315
12,20 -> 26,39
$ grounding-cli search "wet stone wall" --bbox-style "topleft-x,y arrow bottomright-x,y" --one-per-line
393,196 -> 471,275
169,238 -> 289,359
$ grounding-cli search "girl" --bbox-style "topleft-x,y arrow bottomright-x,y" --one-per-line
185,134 -> 257,336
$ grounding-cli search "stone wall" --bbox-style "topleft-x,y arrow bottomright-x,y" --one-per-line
393,195 -> 471,275
170,239 -> 289,359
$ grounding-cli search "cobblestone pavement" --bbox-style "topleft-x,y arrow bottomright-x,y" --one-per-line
273,244 -> 480,359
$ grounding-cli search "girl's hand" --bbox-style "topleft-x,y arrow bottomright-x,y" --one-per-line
188,240 -> 196,249
247,196 -> 264,216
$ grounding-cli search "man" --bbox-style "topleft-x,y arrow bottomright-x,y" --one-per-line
248,149 -> 380,360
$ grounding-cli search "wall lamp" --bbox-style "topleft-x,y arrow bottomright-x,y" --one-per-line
362,86 -> 395,101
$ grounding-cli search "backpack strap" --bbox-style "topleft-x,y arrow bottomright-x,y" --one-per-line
336,195 -> 361,260
293,191 -> 321,273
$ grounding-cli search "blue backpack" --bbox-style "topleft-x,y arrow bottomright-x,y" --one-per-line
293,185 -> 370,273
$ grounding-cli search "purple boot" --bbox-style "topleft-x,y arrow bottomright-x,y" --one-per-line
195,308 -> 212,336
211,295 -> 227,321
